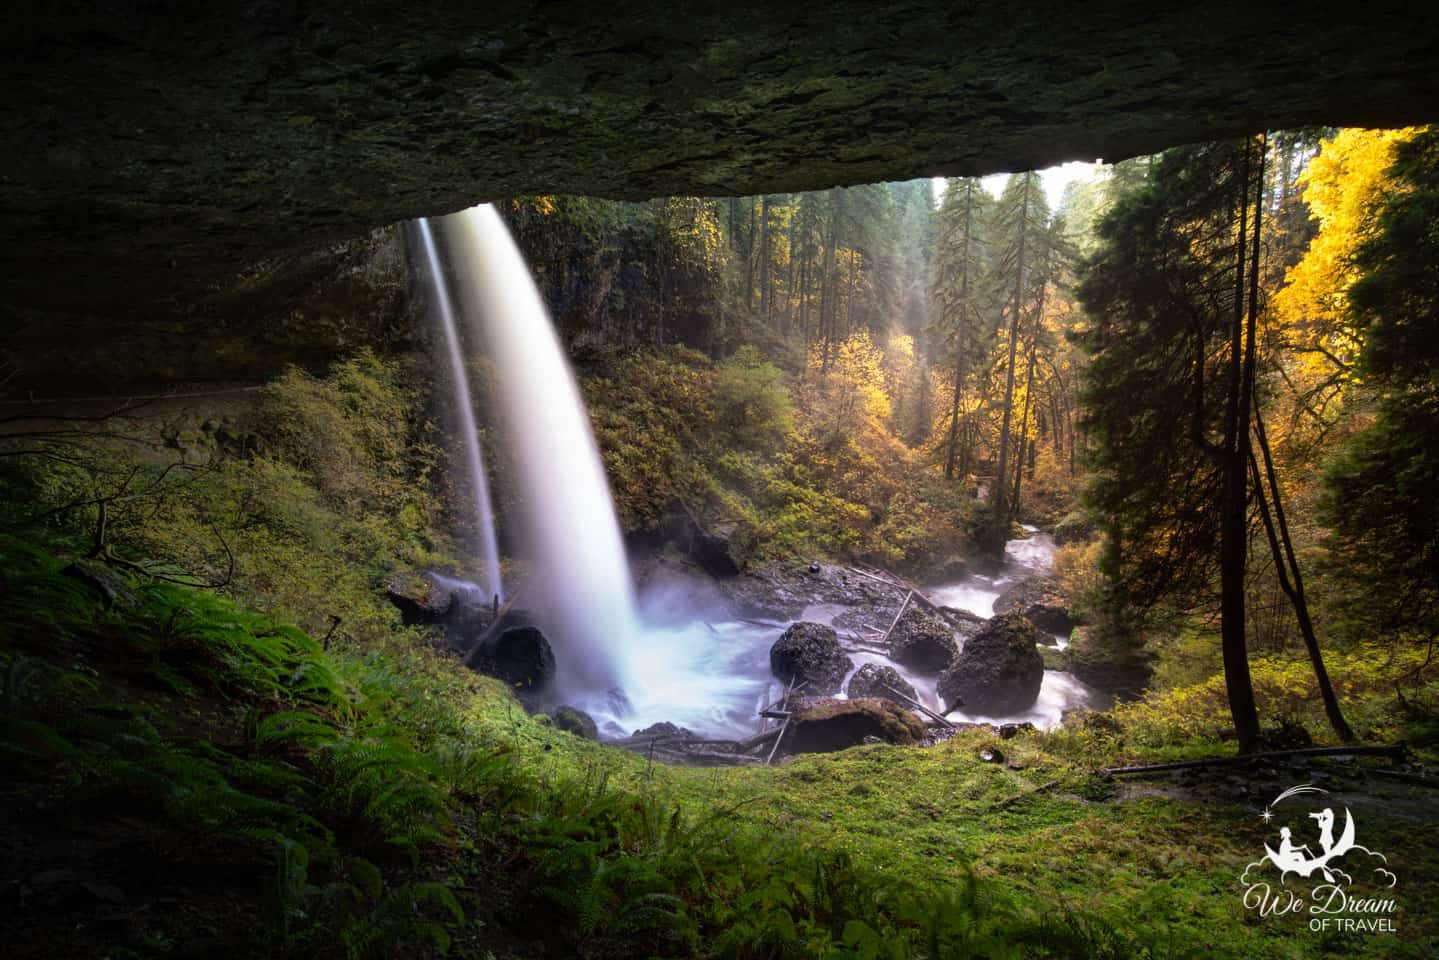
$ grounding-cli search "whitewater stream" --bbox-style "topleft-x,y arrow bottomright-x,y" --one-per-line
574,527 -> 1107,741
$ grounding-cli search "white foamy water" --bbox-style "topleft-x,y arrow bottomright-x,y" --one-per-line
945,669 -> 1099,731
924,527 -> 1101,727
439,204 -> 639,697
415,219 -> 503,603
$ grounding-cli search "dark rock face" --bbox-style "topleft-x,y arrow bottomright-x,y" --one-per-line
845,663 -> 918,705
769,622 -> 853,696
665,503 -> 740,577
1062,626 -> 1152,700
785,697 -> 926,754
994,577 -> 1076,637
384,570 -> 508,651
472,626 -> 556,693
553,706 -> 598,740
61,559 -> 139,610
9,3 -> 1437,372
937,612 -> 1045,714
887,605 -> 960,674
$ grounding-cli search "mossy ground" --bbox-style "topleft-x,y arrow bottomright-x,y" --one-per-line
5,535 -> 1434,959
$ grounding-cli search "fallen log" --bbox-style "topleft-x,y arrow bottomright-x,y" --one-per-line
1103,742 -> 1408,777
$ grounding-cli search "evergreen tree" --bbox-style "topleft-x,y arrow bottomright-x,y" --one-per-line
1079,139 -> 1267,751
990,172 -> 1051,539
932,178 -> 995,480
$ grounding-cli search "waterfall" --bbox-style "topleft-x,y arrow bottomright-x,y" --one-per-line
414,219 -> 504,604
438,204 -> 639,698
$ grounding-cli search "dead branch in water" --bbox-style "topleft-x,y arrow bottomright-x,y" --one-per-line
878,682 -> 954,729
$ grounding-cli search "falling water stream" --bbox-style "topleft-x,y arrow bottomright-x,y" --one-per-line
438,205 -> 639,698
415,219 -> 503,603
421,206 -> 1103,740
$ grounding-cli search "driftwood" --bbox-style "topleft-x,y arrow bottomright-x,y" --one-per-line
1103,742 -> 1408,777
878,591 -> 913,647
461,591 -> 521,667
739,726 -> 784,753
848,564 -> 946,616
766,675 -> 799,765
760,709 -> 792,720
879,682 -> 954,729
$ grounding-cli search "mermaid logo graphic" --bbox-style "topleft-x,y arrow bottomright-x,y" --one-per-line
1239,784 -> 1399,934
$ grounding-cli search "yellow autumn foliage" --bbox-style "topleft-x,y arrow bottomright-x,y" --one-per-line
1274,127 -> 1419,383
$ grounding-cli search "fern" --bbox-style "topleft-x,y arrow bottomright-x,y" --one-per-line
340,882 -> 463,960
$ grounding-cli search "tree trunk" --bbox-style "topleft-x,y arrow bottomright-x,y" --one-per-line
758,194 -> 771,319
745,197 -> 756,312
1249,435 -> 1354,742
1220,137 -> 1261,754
1013,339 -> 1038,513
943,182 -> 976,480
994,175 -> 1031,531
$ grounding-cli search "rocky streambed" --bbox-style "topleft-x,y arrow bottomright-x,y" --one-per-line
392,527 -> 1114,762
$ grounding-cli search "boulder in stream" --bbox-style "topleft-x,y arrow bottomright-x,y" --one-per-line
770,622 -> 853,695
993,576 -> 1076,636
784,697 -> 926,754
845,663 -> 919,705
887,605 -> 960,674
937,612 -> 1045,714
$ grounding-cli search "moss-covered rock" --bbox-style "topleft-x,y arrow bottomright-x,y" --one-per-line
1062,625 -> 1153,700
937,612 -> 1045,714
770,622 -> 853,695
785,697 -> 926,754
1052,510 -> 1095,546
845,663 -> 919,705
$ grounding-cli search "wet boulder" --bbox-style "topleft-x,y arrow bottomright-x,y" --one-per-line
993,576 -> 1076,636
937,612 -> 1045,714
784,697 -> 926,754
770,622 -> 853,695
938,606 -> 986,638
471,626 -> 556,693
887,605 -> 960,674
845,663 -> 919,705
553,706 -> 598,740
